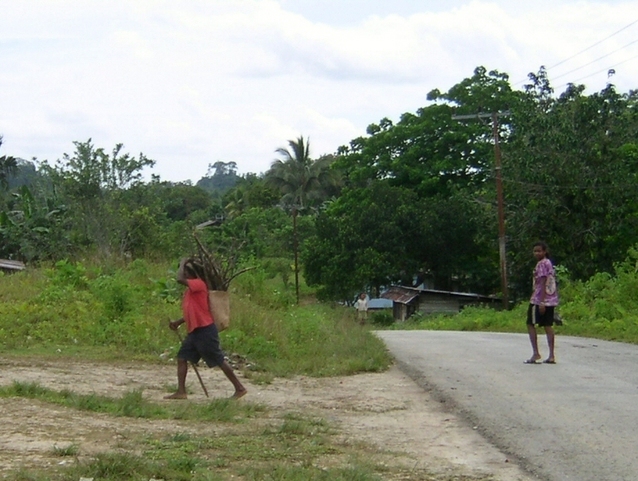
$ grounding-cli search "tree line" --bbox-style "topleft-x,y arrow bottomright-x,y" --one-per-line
2,66 -> 637,304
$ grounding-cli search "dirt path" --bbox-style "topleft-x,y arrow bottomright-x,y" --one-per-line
0,357 -> 535,480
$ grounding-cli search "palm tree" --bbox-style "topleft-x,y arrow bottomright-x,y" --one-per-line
267,136 -> 339,302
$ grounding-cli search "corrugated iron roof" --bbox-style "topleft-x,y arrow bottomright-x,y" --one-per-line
381,285 -> 500,304
0,259 -> 25,271
381,286 -> 420,304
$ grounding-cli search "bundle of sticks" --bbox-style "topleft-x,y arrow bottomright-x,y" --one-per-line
190,233 -> 252,291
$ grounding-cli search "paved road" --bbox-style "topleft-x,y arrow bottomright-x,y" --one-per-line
375,331 -> 638,481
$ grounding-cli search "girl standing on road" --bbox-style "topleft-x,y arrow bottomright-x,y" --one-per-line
525,241 -> 559,364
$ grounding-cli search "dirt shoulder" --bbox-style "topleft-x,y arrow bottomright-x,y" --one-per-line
0,357 -> 535,480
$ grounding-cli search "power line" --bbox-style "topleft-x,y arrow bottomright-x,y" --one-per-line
550,38 -> 638,81
547,19 -> 638,70
555,52 -> 638,89
513,18 -> 638,86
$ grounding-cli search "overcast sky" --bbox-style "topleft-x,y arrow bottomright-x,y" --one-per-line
1,0 -> 636,183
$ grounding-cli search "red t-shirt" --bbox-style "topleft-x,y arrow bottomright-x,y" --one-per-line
182,278 -> 214,332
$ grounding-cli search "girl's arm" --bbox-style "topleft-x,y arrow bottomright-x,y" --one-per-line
538,276 -> 547,312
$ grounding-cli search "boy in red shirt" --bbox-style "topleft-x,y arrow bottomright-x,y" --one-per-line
164,258 -> 247,400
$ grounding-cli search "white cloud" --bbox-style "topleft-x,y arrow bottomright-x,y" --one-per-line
0,0 -> 636,182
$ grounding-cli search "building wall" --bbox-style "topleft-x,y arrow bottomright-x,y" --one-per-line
416,293 -> 461,316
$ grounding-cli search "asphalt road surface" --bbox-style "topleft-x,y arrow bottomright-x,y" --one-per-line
375,330 -> 638,481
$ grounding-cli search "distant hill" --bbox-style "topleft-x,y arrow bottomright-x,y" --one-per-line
196,161 -> 239,195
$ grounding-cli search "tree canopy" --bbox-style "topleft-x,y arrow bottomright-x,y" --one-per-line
2,67 -> 638,307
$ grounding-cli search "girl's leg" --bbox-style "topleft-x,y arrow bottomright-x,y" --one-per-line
544,326 -> 555,362
525,304 -> 541,363
526,324 -> 541,362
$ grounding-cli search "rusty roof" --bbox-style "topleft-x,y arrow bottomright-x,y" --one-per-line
381,286 -> 420,304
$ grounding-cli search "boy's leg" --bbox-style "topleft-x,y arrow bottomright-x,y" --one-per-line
219,361 -> 247,399
164,358 -> 189,399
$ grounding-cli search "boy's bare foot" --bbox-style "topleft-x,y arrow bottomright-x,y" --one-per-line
164,392 -> 188,400
231,389 -> 247,400
524,355 -> 541,364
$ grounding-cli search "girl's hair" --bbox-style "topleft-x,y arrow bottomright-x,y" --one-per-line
533,241 -> 549,254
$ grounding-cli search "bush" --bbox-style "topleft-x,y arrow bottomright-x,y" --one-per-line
370,311 -> 394,326
0,260 -> 392,376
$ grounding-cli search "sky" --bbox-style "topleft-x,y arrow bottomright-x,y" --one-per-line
1,0 -> 637,183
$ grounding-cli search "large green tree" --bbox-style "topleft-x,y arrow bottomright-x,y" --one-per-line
319,68 -> 518,299
303,182 -> 427,300
303,181 -> 497,300
504,69 -> 638,296
39,139 -> 156,258
337,67 -> 519,197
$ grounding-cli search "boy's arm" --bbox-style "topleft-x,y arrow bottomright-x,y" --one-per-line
169,318 -> 185,330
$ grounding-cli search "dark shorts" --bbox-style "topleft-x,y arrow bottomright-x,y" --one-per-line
527,304 -> 555,327
177,323 -> 225,367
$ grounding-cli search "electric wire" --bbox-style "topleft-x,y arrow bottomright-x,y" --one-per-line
555,52 -> 638,89
513,18 -> 638,87
546,19 -> 638,70
549,38 -> 638,81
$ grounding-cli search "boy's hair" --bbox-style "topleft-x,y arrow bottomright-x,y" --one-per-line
533,241 -> 549,253
184,260 -> 198,278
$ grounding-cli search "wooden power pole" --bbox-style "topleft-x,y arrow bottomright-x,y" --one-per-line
452,112 -> 510,309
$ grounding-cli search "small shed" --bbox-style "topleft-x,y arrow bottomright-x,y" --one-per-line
0,259 -> 26,274
381,285 -> 502,322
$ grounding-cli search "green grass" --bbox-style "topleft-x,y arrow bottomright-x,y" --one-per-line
382,248 -> 638,345
7,437 -> 386,481
0,381 -> 265,422
51,444 -> 79,457
0,382 -> 460,481
0,260 -> 392,377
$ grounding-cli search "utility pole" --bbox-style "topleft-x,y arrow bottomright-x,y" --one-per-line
452,111 -> 510,309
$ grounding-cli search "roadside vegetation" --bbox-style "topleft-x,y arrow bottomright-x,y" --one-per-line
0,260 -> 391,377
383,247 -> 638,345
2,65 -> 638,479
0,381 -> 391,481
0,261 -> 401,481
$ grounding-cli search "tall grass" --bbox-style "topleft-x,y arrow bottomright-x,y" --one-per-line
0,259 -> 391,377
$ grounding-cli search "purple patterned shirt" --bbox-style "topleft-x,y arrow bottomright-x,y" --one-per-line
530,258 -> 559,306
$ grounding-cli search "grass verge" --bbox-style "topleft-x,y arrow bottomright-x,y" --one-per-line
0,382 -> 494,481
0,381 -> 264,422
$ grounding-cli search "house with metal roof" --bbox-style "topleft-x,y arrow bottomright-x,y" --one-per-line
0,259 -> 26,274
381,285 -> 502,322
